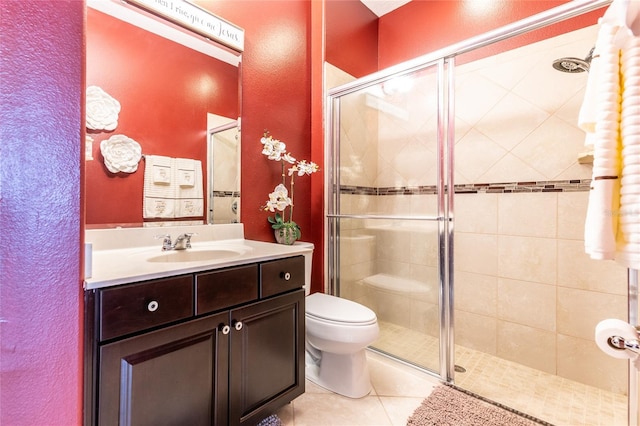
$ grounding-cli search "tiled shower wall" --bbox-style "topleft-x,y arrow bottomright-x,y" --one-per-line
208,119 -> 240,224
328,24 -> 629,394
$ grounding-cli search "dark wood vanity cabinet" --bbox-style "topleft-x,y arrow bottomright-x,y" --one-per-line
84,256 -> 306,426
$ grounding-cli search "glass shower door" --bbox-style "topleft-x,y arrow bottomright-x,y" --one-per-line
327,60 -> 450,376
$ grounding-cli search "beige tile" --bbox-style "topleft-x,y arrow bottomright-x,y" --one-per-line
409,299 -> 439,335
339,232 -> 376,266
409,228 -> 439,268
475,91 -> 550,152
512,53 -> 586,115
455,310 -> 497,355
557,192 -> 588,240
276,401 -> 294,426
455,271 -> 497,317
498,192 -> 557,238
479,152 -> 547,183
511,115 -> 587,180
497,235 -> 557,285
455,128 -> 507,182
325,63 -> 356,89
556,334 -> 628,394
455,72 -> 508,126
557,239 -> 628,295
455,193 -> 498,234
289,392 -> 392,426
557,287 -> 628,340
378,396 -> 426,426
368,351 -> 439,398
496,320 -> 556,374
406,267 -> 439,303
409,194 -> 438,217
497,278 -> 556,331
395,141 -> 437,187
454,233 -> 498,275
373,290 -> 413,325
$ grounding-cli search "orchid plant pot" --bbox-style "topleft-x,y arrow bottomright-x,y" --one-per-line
274,226 -> 298,245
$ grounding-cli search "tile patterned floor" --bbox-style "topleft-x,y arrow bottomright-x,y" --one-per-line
275,351 -> 439,426
373,321 -> 629,426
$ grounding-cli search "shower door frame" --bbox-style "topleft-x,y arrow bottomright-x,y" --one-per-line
325,0 -> 639,424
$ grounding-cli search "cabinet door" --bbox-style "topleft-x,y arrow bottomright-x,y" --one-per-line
98,313 -> 228,426
228,289 -> 305,426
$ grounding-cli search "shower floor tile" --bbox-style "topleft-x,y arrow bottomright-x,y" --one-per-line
372,321 -> 628,426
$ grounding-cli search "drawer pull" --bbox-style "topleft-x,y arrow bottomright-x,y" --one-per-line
281,272 -> 291,281
220,324 -> 231,335
233,320 -> 243,331
147,301 -> 159,312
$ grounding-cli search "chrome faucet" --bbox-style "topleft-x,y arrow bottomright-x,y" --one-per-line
157,233 -> 194,251
172,233 -> 193,250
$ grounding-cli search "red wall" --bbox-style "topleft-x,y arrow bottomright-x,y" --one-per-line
378,0 -> 603,69
325,0 -> 379,77
0,1 -> 84,425
196,1 -> 315,251
86,8 -> 238,226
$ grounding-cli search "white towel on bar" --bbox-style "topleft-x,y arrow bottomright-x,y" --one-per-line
175,158 -> 203,217
617,35 -> 640,268
585,178 -> 621,259
143,156 -> 203,218
583,23 -> 623,261
144,155 -> 176,218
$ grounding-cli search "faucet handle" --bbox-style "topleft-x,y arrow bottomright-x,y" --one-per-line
155,234 -> 173,251
182,232 -> 194,249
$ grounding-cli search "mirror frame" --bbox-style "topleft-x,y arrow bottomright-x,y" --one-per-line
85,0 -> 243,228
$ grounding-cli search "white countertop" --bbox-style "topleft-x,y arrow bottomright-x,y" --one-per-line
84,224 -> 313,289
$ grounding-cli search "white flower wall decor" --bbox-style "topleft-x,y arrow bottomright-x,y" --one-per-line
100,134 -> 142,174
86,85 -> 121,131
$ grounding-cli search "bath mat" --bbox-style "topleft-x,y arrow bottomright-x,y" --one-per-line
256,414 -> 283,426
407,384 -> 551,426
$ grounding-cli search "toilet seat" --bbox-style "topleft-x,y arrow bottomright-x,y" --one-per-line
306,293 -> 377,325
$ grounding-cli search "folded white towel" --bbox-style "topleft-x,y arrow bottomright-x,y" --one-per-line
622,164 -> 640,175
585,178 -> 621,260
622,174 -> 640,186
144,155 -> 176,218
175,158 -> 196,187
621,186 -> 640,196
175,159 -> 203,217
579,52 -> 602,132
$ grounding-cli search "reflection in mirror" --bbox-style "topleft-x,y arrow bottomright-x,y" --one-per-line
85,0 -> 242,228
208,116 -> 240,224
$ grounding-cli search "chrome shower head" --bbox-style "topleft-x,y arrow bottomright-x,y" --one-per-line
552,46 -> 594,73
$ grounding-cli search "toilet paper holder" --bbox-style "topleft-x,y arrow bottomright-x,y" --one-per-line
607,326 -> 640,356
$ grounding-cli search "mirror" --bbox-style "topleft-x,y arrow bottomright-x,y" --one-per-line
85,0 -> 242,228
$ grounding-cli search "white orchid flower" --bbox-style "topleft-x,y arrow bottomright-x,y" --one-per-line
261,136 -> 288,161
290,160 -> 319,176
264,183 -> 292,212
283,153 -> 296,164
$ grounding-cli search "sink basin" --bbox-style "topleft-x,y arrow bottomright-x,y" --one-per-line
146,246 -> 247,263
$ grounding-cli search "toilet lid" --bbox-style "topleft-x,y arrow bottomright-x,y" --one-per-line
306,293 -> 377,324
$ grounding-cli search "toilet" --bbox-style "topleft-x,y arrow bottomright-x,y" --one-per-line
300,245 -> 380,399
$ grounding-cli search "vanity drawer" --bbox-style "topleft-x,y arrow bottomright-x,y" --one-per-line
99,275 -> 194,341
260,256 -> 305,298
195,264 -> 258,315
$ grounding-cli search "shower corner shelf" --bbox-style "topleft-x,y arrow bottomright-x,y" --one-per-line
577,150 -> 593,165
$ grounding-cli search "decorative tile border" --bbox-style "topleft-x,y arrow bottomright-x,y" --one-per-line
212,190 -> 240,197
340,179 -> 591,195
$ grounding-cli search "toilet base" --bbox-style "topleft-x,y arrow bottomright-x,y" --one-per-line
305,348 -> 372,398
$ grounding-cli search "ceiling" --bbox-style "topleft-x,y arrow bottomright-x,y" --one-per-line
360,0 -> 411,17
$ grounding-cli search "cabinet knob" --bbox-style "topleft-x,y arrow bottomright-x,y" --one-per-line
147,301 -> 159,312
281,272 -> 291,281
220,324 -> 231,335
233,320 -> 243,331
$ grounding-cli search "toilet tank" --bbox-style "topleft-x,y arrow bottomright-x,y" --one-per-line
294,242 -> 314,296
